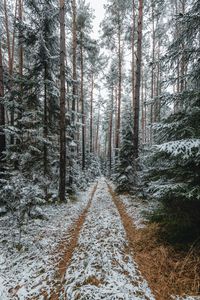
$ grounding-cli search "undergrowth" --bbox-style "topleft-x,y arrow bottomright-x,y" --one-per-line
147,200 -> 200,249
110,185 -> 200,300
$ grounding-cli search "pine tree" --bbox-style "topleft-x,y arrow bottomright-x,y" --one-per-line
115,103 -> 134,193
144,0 -> 200,242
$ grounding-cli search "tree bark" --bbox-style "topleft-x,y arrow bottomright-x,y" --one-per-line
133,0 -> 143,159
150,0 -> 155,144
44,63 -> 48,177
80,31 -> 85,170
4,0 -> 11,73
59,0 -> 66,201
141,66 -> 145,144
90,72 -> 94,153
10,0 -> 18,76
131,0 -> 136,113
4,0 -> 14,143
115,22 -> 122,155
95,108 -> 100,154
18,0 -> 23,80
18,0 -> 23,130
0,44 -> 6,159
72,0 -> 77,124
108,86 -> 114,174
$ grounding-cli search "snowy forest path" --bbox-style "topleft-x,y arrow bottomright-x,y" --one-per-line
50,177 -> 155,300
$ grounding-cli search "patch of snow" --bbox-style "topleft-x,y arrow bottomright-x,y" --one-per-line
156,139 -> 200,159
0,183 -> 97,299
0,275 -> 9,300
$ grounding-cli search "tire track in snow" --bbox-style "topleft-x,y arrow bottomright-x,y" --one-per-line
63,177 -> 155,300
48,182 -> 98,300
107,182 -> 157,300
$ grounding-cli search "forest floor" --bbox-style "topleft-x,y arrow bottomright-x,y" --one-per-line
0,177 -> 199,300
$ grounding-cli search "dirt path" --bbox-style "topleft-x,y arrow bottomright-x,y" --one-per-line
61,177 -> 154,300
21,177 -> 155,299
47,182 -> 98,300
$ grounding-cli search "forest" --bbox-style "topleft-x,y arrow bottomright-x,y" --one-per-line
0,0 -> 200,299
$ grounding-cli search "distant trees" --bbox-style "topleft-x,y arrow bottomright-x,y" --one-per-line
102,0 -> 129,158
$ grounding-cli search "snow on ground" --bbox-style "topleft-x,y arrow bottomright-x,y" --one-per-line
0,184 -> 96,300
64,178 -> 155,300
174,297 -> 200,300
119,194 -> 156,229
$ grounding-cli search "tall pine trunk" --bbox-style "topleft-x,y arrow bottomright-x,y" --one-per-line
0,44 -> 6,160
80,31 -> 85,170
95,108 -> 100,155
150,0 -> 155,144
115,22 -> 122,156
59,0 -> 66,201
44,63 -> 48,177
131,0 -> 136,112
90,72 -> 94,153
108,86 -> 114,174
133,0 -> 143,159
4,0 -> 14,143
18,0 -> 23,133
72,0 -> 77,124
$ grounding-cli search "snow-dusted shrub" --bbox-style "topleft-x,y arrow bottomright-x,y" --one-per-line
0,173 -> 44,226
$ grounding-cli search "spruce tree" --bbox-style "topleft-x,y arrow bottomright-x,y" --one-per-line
115,103 -> 134,193
144,0 -> 200,242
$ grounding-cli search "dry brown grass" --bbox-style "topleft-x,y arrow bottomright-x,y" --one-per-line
107,183 -> 200,300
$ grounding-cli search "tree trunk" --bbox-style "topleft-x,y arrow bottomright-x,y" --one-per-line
95,108 -> 100,154
4,0 -> 14,143
133,0 -> 143,159
150,0 -> 155,144
108,86 -> 114,174
80,31 -> 85,170
18,0 -> 23,80
141,66 -> 145,144
115,22 -> 122,156
11,0 -> 18,76
90,72 -> 94,153
131,0 -> 136,113
59,0 -> 66,201
72,0 -> 77,124
18,0 -> 23,129
68,0 -> 77,186
4,0 -> 11,73
115,86 -> 118,153
0,44 -> 6,159
44,63 -> 48,177
174,0 -> 180,112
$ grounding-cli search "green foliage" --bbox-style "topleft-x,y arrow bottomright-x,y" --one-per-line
143,0 -> 200,244
148,200 -> 200,247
